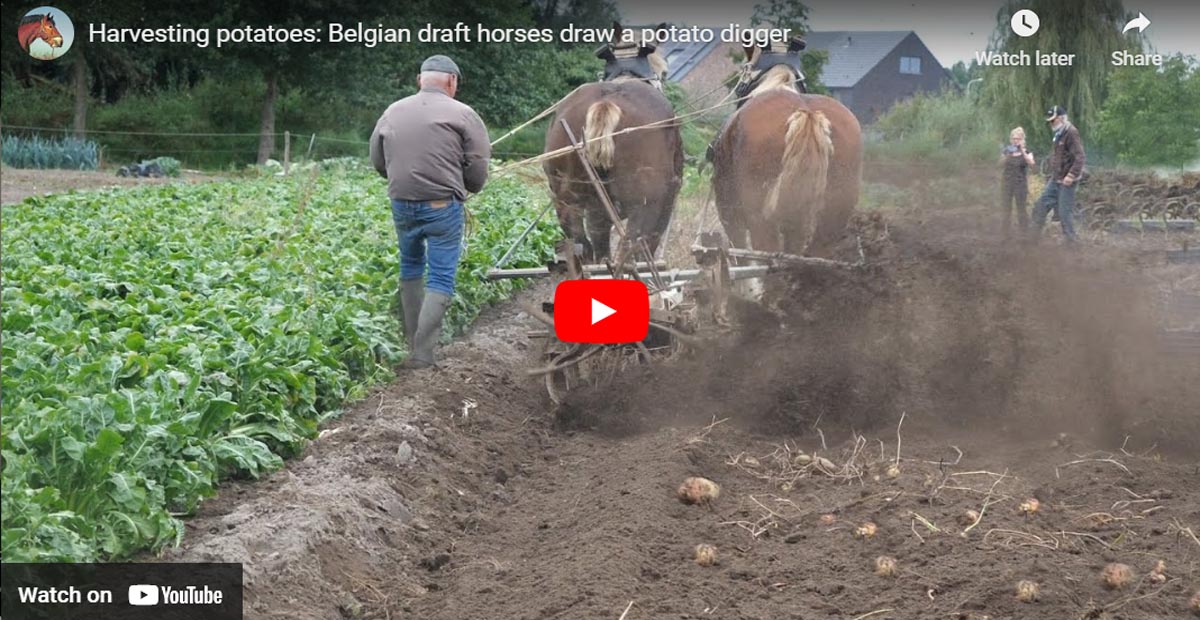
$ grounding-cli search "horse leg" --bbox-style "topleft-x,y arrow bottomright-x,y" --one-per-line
556,199 -> 593,262
749,218 -> 783,253
584,202 -> 614,263
643,197 -> 676,258
625,198 -> 663,257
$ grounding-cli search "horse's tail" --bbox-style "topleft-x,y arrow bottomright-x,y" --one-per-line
583,100 -> 622,170
764,108 -> 833,245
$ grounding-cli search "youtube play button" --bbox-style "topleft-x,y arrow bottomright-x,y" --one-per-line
554,280 -> 649,344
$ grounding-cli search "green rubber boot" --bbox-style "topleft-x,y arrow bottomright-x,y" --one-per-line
405,291 -> 451,369
398,279 -> 424,350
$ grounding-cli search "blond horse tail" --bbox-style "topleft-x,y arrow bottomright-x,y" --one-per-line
763,109 -> 834,249
583,100 -> 622,170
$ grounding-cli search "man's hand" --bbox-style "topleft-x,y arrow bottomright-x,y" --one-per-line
1061,174 -> 1076,187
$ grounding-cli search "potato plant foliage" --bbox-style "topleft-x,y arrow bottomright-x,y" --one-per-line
0,163 -> 556,561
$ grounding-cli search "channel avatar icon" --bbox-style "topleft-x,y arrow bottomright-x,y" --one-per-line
18,6 -> 73,61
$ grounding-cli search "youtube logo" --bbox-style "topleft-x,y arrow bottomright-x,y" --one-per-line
128,584 -> 159,606
553,280 -> 649,344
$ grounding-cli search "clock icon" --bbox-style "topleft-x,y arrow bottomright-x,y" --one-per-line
1011,9 -> 1040,37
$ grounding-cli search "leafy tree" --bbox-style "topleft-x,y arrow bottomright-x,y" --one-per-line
949,59 -> 983,90
531,0 -> 619,33
1094,55 -> 1200,167
750,0 -> 811,34
748,0 -> 826,91
983,0 -> 1132,152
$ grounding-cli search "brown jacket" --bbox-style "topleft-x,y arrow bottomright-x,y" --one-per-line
370,88 -> 490,201
1048,122 -> 1085,182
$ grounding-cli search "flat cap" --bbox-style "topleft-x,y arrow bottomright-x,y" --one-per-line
421,54 -> 461,78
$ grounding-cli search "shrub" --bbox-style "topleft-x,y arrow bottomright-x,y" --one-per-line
868,90 -> 1001,175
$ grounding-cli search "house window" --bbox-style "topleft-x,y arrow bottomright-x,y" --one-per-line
900,56 -> 922,75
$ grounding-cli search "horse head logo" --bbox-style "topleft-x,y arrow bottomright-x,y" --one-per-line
18,8 -> 73,60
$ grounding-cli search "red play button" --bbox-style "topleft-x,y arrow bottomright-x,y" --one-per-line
553,280 -> 649,344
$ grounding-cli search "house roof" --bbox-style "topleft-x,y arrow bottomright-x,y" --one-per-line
656,29 -> 930,88
797,31 -> 914,88
655,28 -> 724,82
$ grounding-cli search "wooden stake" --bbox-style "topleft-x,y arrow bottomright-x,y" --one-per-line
283,130 -> 291,175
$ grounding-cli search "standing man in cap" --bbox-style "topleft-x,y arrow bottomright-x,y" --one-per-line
370,54 -> 491,368
1030,105 -> 1086,243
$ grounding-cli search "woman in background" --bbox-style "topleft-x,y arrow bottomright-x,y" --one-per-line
999,127 -> 1035,235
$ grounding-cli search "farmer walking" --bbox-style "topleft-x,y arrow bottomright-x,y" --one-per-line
999,127 -> 1034,235
1030,105 -> 1085,243
370,54 -> 491,368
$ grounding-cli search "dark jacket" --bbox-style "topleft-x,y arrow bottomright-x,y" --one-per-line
1001,144 -> 1030,187
1048,122 -> 1085,182
370,88 -> 490,201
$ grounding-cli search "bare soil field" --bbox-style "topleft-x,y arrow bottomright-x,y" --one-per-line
162,186 -> 1200,619
0,167 -> 215,205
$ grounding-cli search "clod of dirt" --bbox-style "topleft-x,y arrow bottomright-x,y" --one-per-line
1101,563 -> 1134,589
1149,559 -> 1167,584
1015,580 -> 1040,602
420,553 -> 451,572
819,513 -> 837,526
677,477 -> 720,505
854,522 -> 878,539
1018,498 -> 1040,515
1190,589 -> 1200,615
958,509 -> 981,526
874,555 -> 897,577
693,544 -> 718,567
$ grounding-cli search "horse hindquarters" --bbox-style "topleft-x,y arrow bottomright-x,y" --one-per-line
545,81 -> 681,262
765,109 -> 833,253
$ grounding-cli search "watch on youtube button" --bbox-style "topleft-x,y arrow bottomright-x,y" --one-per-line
553,280 -> 649,344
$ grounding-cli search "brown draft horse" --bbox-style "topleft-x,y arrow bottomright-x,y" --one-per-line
19,14 -> 65,54
544,25 -> 684,262
712,47 -> 863,256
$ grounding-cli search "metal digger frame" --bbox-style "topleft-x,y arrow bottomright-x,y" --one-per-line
487,119 -> 861,403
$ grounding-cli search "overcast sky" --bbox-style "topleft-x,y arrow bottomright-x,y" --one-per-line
617,0 -> 1200,66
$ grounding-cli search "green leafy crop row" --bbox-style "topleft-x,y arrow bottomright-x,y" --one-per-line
0,162 -> 556,561
1,134 -> 100,171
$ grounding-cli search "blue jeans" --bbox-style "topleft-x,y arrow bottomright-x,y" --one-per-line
1032,180 -> 1077,242
390,199 -> 464,296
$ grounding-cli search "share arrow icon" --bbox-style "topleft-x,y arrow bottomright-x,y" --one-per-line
1122,12 -> 1150,34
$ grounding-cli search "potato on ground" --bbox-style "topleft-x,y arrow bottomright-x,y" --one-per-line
1101,563 -> 1134,590
693,544 -> 718,566
677,477 -> 720,505
1015,580 -> 1040,602
874,556 -> 897,577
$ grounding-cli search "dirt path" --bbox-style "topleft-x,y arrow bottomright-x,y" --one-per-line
165,212 -> 1200,619
0,167 -> 215,205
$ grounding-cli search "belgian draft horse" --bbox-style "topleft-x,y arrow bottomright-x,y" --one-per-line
18,14 -> 65,54
712,46 -> 863,256
544,26 -> 684,263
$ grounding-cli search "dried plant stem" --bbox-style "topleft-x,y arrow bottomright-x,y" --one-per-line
1055,457 -> 1132,478
850,609 -> 894,620
961,470 -> 1008,537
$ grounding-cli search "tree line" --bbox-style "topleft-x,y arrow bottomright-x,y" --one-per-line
1,0 -> 620,165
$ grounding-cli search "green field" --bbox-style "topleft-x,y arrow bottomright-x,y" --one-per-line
0,162 -> 556,561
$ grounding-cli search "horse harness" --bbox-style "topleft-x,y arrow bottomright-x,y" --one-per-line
595,44 -> 663,89
734,40 -> 810,105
